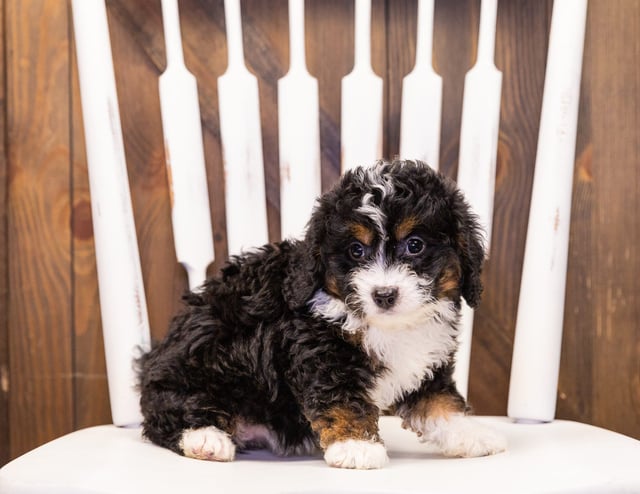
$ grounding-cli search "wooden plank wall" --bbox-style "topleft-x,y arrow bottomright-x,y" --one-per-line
0,0 -> 7,468
0,0 -> 638,463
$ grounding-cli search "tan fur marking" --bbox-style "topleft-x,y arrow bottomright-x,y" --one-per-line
325,275 -> 341,298
349,223 -> 374,246
422,394 -> 466,419
311,407 -> 380,449
394,216 -> 419,240
436,263 -> 461,299
399,393 -> 467,433
342,330 -> 364,348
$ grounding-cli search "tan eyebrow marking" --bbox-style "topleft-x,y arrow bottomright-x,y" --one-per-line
349,223 -> 374,246
394,216 -> 419,240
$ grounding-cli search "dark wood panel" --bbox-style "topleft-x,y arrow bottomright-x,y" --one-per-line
434,0 -> 477,180
307,0 -> 353,189
587,0 -> 640,438
558,5 -> 595,424
6,0 -> 74,458
0,0 -> 9,467
372,0 -> 388,159
385,0 -> 417,159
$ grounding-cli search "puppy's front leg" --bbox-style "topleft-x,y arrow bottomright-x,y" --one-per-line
310,406 -> 388,469
398,390 -> 506,458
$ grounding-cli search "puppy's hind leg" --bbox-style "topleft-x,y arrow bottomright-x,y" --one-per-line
179,425 -> 236,462
140,386 -> 238,462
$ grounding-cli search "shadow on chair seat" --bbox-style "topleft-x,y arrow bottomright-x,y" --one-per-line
2,416 -> 639,494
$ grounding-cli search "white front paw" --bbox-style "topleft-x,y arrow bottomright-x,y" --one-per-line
440,420 -> 506,458
324,439 -> 389,469
180,426 -> 236,461
420,414 -> 507,458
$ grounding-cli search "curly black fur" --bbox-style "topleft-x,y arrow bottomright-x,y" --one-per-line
138,159 -> 485,460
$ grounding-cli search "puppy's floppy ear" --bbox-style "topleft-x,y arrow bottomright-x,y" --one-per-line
282,202 -> 328,311
282,239 -> 323,310
453,192 -> 486,309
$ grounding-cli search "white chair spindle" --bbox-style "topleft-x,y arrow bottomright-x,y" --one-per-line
159,0 -> 215,290
278,0 -> 322,240
71,0 -> 151,426
508,0 -> 589,423
399,0 -> 442,170
341,0 -> 383,172
218,0 -> 269,255
454,0 -> 503,399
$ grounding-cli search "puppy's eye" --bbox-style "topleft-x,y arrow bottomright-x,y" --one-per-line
406,237 -> 425,255
348,242 -> 366,261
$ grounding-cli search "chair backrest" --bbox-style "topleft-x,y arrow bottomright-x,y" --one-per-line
71,0 -> 587,428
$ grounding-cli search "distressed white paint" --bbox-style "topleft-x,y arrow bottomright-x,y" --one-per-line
71,0 -> 151,426
454,0 -> 502,399
159,0 -> 214,290
508,0 -> 588,423
218,0 -> 269,255
341,0 -> 383,172
399,0 -> 442,170
278,0 -> 322,239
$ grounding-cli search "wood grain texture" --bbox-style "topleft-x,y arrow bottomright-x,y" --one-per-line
1,0 -> 639,465
558,2 -> 594,424
0,0 -> 8,467
433,0 -> 477,180
586,0 -> 640,438
306,0 -> 354,189
385,0 -> 417,159
6,0 -> 74,458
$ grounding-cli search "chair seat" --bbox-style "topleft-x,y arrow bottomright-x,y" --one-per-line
1,416 -> 639,493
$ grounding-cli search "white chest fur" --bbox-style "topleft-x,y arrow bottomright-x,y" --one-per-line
309,290 -> 459,409
363,312 -> 458,410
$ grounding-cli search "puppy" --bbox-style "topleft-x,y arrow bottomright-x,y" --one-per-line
138,159 -> 506,469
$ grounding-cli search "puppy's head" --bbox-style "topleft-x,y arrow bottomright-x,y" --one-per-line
293,160 -> 485,330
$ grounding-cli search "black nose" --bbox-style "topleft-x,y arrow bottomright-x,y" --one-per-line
372,287 -> 399,310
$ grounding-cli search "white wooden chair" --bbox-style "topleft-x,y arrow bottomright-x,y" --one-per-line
1,0 -> 639,492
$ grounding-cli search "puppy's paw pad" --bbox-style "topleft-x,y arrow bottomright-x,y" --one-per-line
439,419 -> 507,458
324,440 -> 389,469
180,426 -> 236,461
